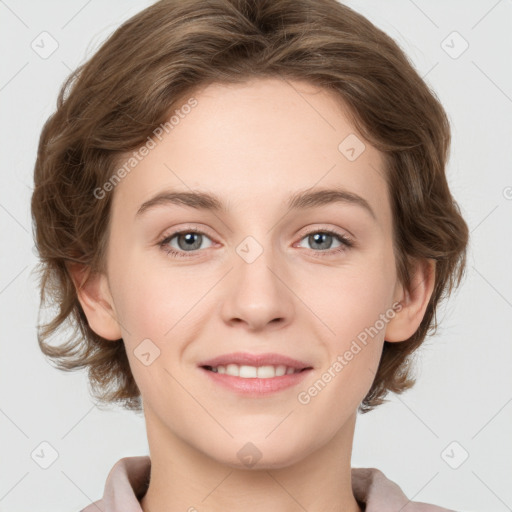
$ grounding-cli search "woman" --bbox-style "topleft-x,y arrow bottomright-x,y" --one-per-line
31,1 -> 468,510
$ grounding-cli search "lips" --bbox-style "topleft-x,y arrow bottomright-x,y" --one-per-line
198,352 -> 313,394
197,352 -> 312,372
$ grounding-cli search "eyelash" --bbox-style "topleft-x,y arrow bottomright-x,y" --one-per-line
157,227 -> 354,259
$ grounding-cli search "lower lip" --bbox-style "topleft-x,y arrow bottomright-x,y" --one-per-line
200,367 -> 312,395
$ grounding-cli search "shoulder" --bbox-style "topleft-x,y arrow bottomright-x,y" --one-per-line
351,467 -> 456,511
80,498 -> 105,512
79,456 -> 151,512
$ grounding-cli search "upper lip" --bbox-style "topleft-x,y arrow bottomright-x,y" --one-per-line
198,352 -> 312,370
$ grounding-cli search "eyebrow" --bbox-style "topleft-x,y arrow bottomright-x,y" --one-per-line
135,186 -> 376,220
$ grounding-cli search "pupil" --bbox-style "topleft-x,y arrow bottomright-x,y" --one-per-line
179,233 -> 201,250
311,233 -> 331,250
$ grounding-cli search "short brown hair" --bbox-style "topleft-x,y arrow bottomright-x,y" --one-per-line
31,0 -> 469,412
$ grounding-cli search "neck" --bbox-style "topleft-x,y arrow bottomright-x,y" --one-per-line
140,408 -> 363,512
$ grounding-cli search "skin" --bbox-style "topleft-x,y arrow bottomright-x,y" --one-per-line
71,77 -> 435,512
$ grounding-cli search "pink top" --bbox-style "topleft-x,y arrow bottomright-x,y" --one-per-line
80,456 -> 455,511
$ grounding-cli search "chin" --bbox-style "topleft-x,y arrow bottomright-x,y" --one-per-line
201,433 -> 319,471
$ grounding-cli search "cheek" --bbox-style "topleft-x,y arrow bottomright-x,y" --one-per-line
304,254 -> 396,344
115,280 -> 170,340
110,270 -> 194,403
110,254 -> 201,340
295,249 -> 396,403
294,284 -> 389,429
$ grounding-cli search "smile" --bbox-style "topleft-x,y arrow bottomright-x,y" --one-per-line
203,364 -> 305,378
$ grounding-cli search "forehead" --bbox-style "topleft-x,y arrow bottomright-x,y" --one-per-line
111,77 -> 390,225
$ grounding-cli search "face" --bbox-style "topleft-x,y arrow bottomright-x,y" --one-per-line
100,77 -> 404,469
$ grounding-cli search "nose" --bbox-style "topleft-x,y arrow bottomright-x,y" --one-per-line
219,243 -> 295,332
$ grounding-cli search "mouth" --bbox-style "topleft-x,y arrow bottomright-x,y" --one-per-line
198,352 -> 313,395
202,364 -> 308,378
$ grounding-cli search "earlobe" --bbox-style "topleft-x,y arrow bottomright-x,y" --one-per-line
385,258 -> 436,343
67,263 -> 123,341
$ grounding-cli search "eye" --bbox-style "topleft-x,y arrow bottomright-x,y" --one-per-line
158,228 -> 214,258
296,229 -> 353,255
158,227 -> 354,259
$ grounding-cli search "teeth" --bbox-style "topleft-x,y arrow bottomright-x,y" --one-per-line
239,365 -> 257,378
258,365 -> 276,378
209,364 -> 301,378
275,365 -> 286,377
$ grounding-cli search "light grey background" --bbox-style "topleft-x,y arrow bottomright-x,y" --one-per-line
1,1 -> 511,511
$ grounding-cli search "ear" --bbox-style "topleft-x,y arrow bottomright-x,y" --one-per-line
385,258 -> 436,343
67,263 -> 123,341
